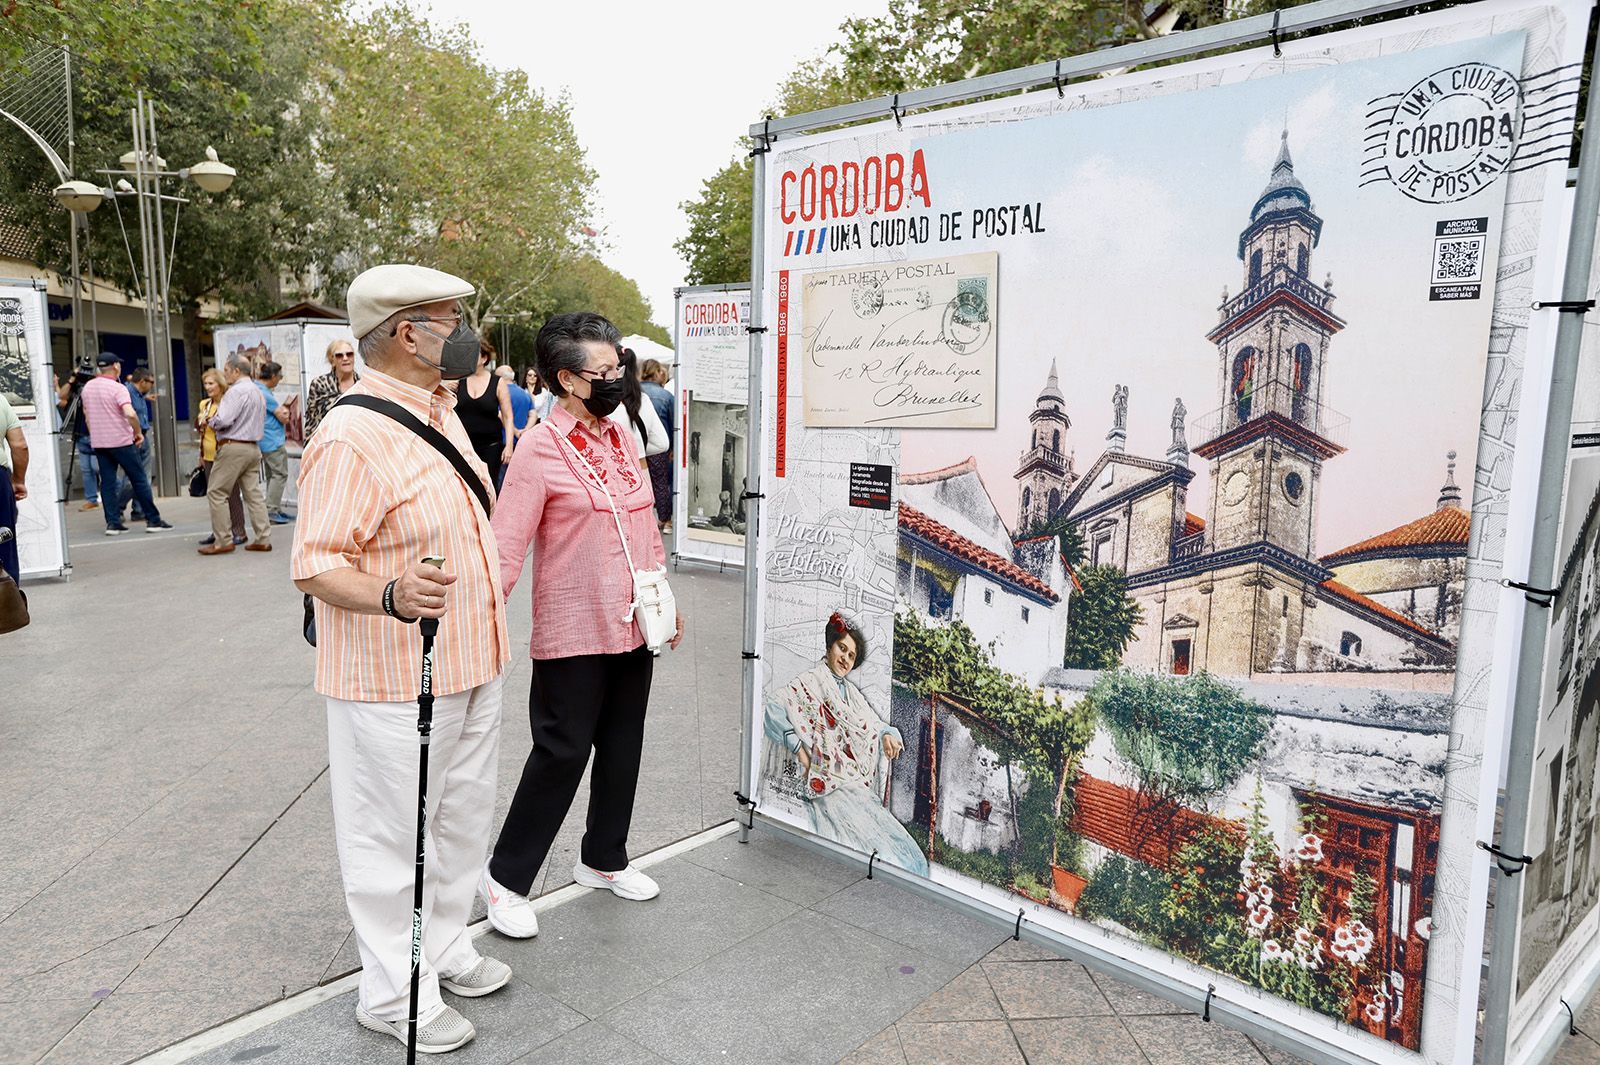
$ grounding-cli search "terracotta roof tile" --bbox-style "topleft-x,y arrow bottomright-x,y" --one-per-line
1321,506 -> 1469,563
899,457 -> 978,485
1317,579 -> 1440,641
1184,512 -> 1207,536
899,502 -> 1060,602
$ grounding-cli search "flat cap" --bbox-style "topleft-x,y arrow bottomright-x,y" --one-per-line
347,264 -> 474,339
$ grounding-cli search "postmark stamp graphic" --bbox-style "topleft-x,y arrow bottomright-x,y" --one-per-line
1365,62 -> 1521,204
955,276 -> 990,323
942,294 -> 992,355
851,280 -> 885,319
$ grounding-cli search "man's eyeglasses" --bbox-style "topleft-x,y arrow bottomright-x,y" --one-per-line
390,314 -> 463,337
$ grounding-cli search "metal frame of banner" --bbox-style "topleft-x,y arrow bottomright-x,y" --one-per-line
672,281 -> 751,573
2,276 -> 71,580
735,0 -> 1600,1059
1480,20 -> 1600,1065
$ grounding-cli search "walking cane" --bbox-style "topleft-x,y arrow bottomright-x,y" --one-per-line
406,557 -> 444,1064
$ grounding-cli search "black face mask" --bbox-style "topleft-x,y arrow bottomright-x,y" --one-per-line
579,374 -> 626,419
411,320 -> 480,381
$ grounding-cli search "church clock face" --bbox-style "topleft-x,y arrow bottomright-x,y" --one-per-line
1222,470 -> 1251,507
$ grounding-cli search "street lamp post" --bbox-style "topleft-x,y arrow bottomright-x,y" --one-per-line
50,90 -> 236,496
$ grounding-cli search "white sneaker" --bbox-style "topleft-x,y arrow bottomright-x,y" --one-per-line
440,955 -> 512,998
479,864 -> 538,938
356,1003 -> 474,1054
573,861 -> 660,901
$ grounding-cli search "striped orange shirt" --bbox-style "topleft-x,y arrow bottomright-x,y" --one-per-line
291,368 -> 510,701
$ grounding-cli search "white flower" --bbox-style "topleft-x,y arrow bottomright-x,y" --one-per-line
1364,1001 -> 1386,1025
1294,833 -> 1325,863
1389,972 -> 1405,992
1247,905 -> 1273,934
1261,939 -> 1285,962
1332,925 -> 1355,949
1294,927 -> 1315,950
1244,891 -> 1260,911
1257,885 -> 1274,906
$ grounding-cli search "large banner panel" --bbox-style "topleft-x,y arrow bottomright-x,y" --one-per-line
1505,227 -> 1600,1060
747,3 -> 1590,1063
675,286 -> 751,567
0,280 -> 67,579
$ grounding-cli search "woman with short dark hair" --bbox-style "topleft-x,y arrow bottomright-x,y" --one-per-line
479,311 -> 685,937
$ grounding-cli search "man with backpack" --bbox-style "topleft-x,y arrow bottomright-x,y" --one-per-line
291,264 -> 510,1054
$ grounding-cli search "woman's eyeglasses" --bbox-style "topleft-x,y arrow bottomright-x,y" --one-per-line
577,366 -> 624,382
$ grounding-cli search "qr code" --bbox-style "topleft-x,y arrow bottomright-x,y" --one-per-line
1432,235 -> 1486,284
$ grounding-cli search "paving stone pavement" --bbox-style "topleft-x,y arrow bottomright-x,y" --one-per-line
9,497 -> 1600,1065
0,496 -> 743,1065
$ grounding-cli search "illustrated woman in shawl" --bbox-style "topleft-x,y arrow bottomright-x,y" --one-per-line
764,612 -> 929,875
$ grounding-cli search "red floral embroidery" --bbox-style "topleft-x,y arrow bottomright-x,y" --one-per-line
566,423 -> 640,493
821,704 -> 838,729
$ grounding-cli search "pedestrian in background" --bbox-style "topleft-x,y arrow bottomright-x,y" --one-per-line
293,264 -> 511,1053
480,312 -> 684,941
122,367 -> 156,520
305,338 -> 359,438
0,391 -> 27,587
611,347 -> 667,473
495,364 -> 534,492
639,358 -> 674,532
526,367 -> 555,422
195,368 -> 246,547
198,353 -> 271,556
455,336 -> 516,489
254,361 -> 294,524
57,366 -> 100,511
82,353 -> 171,535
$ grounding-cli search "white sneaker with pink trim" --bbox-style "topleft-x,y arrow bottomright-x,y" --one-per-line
479,864 -> 539,939
572,861 -> 660,901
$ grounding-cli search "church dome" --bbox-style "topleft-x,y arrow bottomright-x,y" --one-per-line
1250,130 -> 1313,223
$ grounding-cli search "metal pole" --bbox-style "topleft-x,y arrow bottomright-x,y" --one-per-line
63,46 -> 82,370
1481,32 -> 1600,1065
738,144 -> 769,844
143,99 -> 178,494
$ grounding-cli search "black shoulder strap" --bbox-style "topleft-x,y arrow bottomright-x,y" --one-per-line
333,393 -> 493,517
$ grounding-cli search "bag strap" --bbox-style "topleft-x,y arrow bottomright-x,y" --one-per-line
548,421 -> 640,621
334,393 -> 492,518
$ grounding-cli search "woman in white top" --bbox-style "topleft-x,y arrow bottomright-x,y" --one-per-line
608,347 -> 667,470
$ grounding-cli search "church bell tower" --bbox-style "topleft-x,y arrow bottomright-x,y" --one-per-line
1194,131 -> 1346,561
1015,361 -> 1074,531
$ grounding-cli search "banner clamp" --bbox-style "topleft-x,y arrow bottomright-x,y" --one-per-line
1054,59 -> 1064,98
1012,908 -> 1025,941
1531,299 -> 1595,312
745,325 -> 768,334
891,93 -> 903,129
1477,839 -> 1533,876
749,116 -> 773,157
1502,578 -> 1559,608
1270,10 -> 1282,57
867,850 -> 880,879
1203,984 -> 1217,1022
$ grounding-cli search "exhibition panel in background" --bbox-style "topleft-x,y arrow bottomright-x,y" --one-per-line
738,1 -> 1595,1064
0,278 -> 68,579
211,317 -> 357,508
673,284 -> 752,568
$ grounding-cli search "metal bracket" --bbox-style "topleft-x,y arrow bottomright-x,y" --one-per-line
1203,983 -> 1217,1022
1531,298 -> 1595,312
1477,839 -> 1533,876
867,850 -> 880,879
891,93 -> 903,129
734,790 -> 757,831
1013,909 -> 1025,941
1270,10 -> 1282,57
1053,59 -> 1065,98
748,116 -> 773,158
1503,578 -> 1560,608
745,325 -> 768,334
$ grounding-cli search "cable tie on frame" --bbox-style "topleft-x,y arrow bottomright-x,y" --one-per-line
1013,908 -> 1025,941
749,115 -> 773,158
891,93 -> 903,129
1531,298 -> 1595,312
1203,984 -> 1216,1022
867,850 -> 880,879
1562,999 -> 1579,1036
1477,839 -> 1533,876
1054,59 -> 1064,98
740,491 -> 765,501
1502,578 -> 1559,608
1270,10 -> 1282,57
741,650 -> 760,660
745,325 -> 768,334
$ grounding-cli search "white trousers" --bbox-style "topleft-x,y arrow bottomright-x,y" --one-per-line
326,673 -> 503,1022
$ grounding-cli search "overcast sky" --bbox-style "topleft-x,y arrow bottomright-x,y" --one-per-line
438,0 -> 890,332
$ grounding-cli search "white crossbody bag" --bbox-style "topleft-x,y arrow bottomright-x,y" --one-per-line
553,422 -> 677,655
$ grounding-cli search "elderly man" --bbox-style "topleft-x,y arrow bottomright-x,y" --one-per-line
292,265 -> 510,1053
198,354 -> 273,555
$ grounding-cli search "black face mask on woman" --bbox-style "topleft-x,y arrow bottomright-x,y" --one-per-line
578,374 -> 626,418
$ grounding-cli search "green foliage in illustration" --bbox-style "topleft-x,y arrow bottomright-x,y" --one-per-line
1062,564 -> 1142,670
1075,853 -> 1168,936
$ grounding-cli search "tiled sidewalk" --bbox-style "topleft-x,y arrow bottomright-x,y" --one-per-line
158,826 -> 1570,1065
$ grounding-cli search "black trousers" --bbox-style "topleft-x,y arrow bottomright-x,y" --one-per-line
489,646 -> 654,895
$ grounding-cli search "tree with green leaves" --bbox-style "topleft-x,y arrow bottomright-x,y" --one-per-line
1062,563 -> 1141,669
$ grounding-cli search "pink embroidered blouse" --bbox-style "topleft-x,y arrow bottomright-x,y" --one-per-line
493,401 -> 667,660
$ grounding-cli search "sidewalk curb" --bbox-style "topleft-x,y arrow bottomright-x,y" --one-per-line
132,820 -> 740,1064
